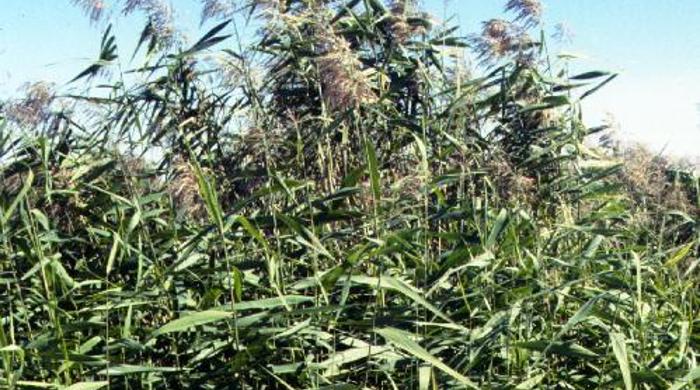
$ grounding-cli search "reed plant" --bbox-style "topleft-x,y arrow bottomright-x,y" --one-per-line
0,0 -> 698,388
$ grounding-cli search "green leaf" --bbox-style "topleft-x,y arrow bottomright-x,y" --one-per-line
664,242 -> 694,268
583,235 -> 604,258
555,296 -> 600,339
172,253 -> 207,272
182,20 -> 231,56
106,231 -> 120,277
313,345 -> 392,375
71,24 -> 117,82
3,169 -> 33,223
351,275 -> 456,325
234,215 -> 269,251
570,71 -> 612,80
515,340 -> 598,359
486,209 -> 509,248
191,160 -> 223,228
610,333 -> 633,390
126,207 -> 141,235
216,296 -> 313,311
580,73 -> 618,100
515,373 -> 546,389
376,327 -> 478,389
519,95 -> 569,113
419,365 -> 432,390
13,381 -> 56,388
152,310 -> 231,336
63,382 -> 110,390
669,366 -> 700,390
364,138 -> 381,204
97,365 -> 179,376
71,158 -> 115,183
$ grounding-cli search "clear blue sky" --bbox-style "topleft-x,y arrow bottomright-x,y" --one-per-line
1,0 -> 698,157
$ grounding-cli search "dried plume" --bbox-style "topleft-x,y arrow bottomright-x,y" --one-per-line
315,28 -> 377,111
123,0 -> 176,43
472,19 -> 532,63
201,0 -> 281,23
617,144 -> 694,212
71,0 -> 108,23
384,0 -> 430,43
488,154 -> 536,203
200,0 -> 235,23
619,145 -> 667,203
3,82 -> 56,128
167,158 -> 208,221
505,0 -> 543,28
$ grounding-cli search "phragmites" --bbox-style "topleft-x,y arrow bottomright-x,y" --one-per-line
45,166 -> 85,229
200,0 -> 235,23
69,0 -> 176,44
386,0 -> 428,43
505,0 -> 543,28
167,159 -> 208,221
478,19 -> 514,59
617,145 -> 673,206
123,0 -> 176,43
487,155 -> 536,203
201,0 -> 281,22
483,18 -> 510,40
552,22 -> 575,44
472,0 -> 543,64
387,0 -> 410,42
613,144 -> 697,218
209,53 -> 264,91
473,19 -> 532,63
387,0 -> 408,14
236,126 -> 285,169
0,172 -> 24,196
2,82 -> 56,127
71,0 -> 108,23
316,29 -> 377,111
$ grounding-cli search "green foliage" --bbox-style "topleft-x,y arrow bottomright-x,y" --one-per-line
0,0 -> 698,388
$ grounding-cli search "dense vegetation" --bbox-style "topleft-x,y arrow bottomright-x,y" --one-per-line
1,0 -> 698,388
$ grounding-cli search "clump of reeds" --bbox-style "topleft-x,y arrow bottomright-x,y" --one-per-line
2,0 -> 698,389
617,144 -> 696,212
487,154 -> 537,203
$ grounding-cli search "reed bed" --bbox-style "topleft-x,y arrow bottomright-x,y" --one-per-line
0,0 -> 698,388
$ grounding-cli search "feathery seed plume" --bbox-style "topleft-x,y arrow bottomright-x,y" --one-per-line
123,0 -> 176,43
72,0 -> 108,23
2,82 -> 56,127
505,0 -> 543,28
316,29 -> 377,111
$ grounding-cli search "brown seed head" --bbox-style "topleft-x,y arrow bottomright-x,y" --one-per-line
483,19 -> 510,39
123,0 -> 176,43
506,0 -> 543,27
71,0 -> 107,23
168,159 -> 208,221
316,29 -> 377,111
3,82 -> 56,127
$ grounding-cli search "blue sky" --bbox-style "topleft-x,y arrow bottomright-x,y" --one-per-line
1,0 -> 699,157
